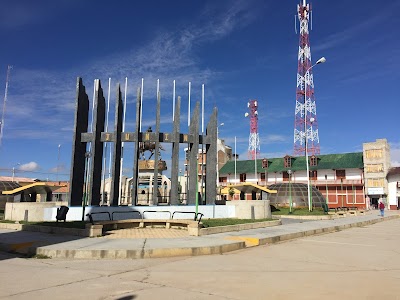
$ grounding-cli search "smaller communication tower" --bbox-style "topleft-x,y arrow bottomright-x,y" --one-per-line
245,99 -> 260,160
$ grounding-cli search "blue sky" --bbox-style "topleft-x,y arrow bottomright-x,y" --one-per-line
0,0 -> 399,181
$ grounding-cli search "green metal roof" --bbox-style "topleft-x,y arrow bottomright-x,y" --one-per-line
219,152 -> 364,174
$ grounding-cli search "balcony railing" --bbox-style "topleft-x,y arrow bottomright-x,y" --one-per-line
218,178 -> 363,186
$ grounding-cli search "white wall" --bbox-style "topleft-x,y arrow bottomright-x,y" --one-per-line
345,169 -> 363,180
225,167 -> 363,185
43,205 -> 236,222
388,174 -> 400,208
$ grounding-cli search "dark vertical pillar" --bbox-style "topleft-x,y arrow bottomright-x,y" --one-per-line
170,96 -> 181,205
152,90 -> 161,205
206,107 -> 218,204
46,191 -> 52,202
88,80 -> 105,206
110,84 -> 123,206
69,78 -> 89,206
132,87 -> 142,206
30,192 -> 37,202
188,102 -> 200,205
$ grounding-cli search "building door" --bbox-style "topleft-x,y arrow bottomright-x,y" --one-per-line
338,195 -> 346,208
371,197 -> 379,209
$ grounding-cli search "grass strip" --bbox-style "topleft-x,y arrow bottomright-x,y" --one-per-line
272,207 -> 326,216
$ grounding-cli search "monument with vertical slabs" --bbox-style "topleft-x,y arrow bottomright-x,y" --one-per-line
68,77 -> 217,207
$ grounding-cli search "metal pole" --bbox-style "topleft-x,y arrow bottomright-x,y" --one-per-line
187,82 -> 191,204
304,58 -> 326,211
254,151 -> 257,185
56,144 -> 61,182
101,78 -> 111,205
234,136 -> 237,184
140,78 -> 144,132
325,175 -> 328,204
310,171 -> 313,208
265,168 -> 267,186
217,126 -> 219,199
201,84 -> 205,203
289,170 -> 292,213
305,73 -> 311,211
341,178 -> 344,208
195,155 -> 199,215
173,80 -> 176,121
119,77 -> 128,205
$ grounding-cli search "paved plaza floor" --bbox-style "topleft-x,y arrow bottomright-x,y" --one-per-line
104,227 -> 190,239
0,211 -> 399,259
0,214 -> 399,299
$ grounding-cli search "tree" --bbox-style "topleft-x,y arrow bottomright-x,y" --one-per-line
228,187 -> 235,199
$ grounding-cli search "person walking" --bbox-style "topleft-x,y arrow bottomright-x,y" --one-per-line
379,200 -> 385,217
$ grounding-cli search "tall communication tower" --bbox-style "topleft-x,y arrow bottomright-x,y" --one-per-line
0,65 -> 12,147
293,0 -> 320,156
245,99 -> 260,160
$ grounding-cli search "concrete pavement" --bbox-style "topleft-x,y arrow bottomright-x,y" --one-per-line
0,210 -> 399,259
1,215 -> 400,299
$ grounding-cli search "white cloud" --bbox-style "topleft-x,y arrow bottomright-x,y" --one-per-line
390,142 -> 400,167
3,1 -> 260,145
261,134 -> 289,144
19,161 -> 40,171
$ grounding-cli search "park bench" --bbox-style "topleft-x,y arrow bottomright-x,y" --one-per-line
94,218 -> 199,231
85,211 -> 204,236
56,206 -> 69,222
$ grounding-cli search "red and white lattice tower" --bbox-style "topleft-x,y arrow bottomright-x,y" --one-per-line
293,0 -> 320,156
246,100 -> 259,159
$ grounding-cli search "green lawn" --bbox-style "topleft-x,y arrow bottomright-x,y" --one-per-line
201,218 -> 274,228
272,207 -> 326,215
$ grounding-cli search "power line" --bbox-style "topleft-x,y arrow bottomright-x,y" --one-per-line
0,167 -> 69,176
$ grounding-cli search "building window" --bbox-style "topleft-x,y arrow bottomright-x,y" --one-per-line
365,149 -> 383,159
336,170 -> 346,179
219,177 -> 227,183
367,178 -> 384,187
240,173 -> 246,182
309,170 -> 317,180
262,158 -> 268,169
365,164 -> 383,173
310,155 -> 317,166
282,171 -> 289,181
284,155 -> 292,168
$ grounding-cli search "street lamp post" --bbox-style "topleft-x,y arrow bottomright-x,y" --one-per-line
288,169 -> 293,214
56,144 -> 61,182
12,163 -> 20,182
304,56 -> 326,212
